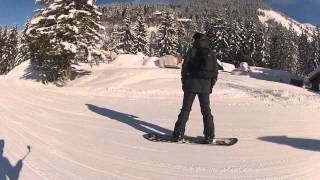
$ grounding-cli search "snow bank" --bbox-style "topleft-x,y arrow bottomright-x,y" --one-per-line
159,55 -> 181,69
111,54 -> 181,69
219,62 -> 235,72
142,57 -> 160,68
112,54 -> 146,68
249,67 -> 300,84
112,54 -> 159,68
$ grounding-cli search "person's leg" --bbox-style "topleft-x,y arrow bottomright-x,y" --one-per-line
198,93 -> 215,139
173,92 -> 196,138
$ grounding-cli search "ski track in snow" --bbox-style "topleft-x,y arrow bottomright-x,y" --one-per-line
1,64 -> 320,179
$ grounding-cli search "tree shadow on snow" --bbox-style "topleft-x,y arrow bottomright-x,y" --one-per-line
20,63 -> 41,82
70,68 -> 92,80
20,63 -> 91,82
86,104 -> 172,137
0,139 -> 23,180
258,136 -> 320,152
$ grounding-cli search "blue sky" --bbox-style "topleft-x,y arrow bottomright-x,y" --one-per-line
1,0 -> 320,29
262,0 -> 320,25
0,0 -> 131,29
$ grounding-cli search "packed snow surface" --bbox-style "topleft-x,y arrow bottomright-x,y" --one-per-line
1,61 -> 320,180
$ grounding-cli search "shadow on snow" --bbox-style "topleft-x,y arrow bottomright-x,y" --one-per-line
258,136 -> 320,152
86,104 -> 172,136
0,139 -> 23,180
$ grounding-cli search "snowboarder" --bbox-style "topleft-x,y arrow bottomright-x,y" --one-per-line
0,139 -> 23,180
173,32 -> 218,143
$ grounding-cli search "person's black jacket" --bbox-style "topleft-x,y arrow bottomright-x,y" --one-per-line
181,38 -> 218,94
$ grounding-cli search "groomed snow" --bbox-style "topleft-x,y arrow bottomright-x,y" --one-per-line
1,61 -> 320,179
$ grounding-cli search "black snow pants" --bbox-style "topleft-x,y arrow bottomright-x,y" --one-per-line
174,92 -> 214,137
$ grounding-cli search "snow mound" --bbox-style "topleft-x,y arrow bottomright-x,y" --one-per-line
159,55 -> 181,69
112,54 -> 160,68
249,67 -> 300,84
232,69 -> 250,76
220,62 -> 235,72
142,57 -> 160,68
112,54 -> 146,68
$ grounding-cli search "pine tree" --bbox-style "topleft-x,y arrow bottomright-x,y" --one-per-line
134,13 -> 149,55
5,27 -> 19,73
74,0 -> 105,62
251,22 -> 266,67
238,19 -> 257,66
297,31 -> 314,76
205,17 -> 230,63
157,12 -> 178,56
0,27 -> 6,74
118,14 -> 136,54
0,26 -> 18,75
268,24 -> 285,70
19,19 -> 32,65
26,0 -> 104,83
285,24 -> 299,73
104,26 -> 121,52
176,21 -> 187,55
226,19 -> 241,66
311,27 -> 320,69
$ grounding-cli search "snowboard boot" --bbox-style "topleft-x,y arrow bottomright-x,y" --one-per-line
204,135 -> 214,144
172,129 -> 185,142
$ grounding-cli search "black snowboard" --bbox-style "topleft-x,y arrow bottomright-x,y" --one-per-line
144,133 -> 238,146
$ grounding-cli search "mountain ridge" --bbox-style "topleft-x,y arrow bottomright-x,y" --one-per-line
262,0 -> 320,26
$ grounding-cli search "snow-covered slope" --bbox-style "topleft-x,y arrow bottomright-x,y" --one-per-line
1,62 -> 320,179
258,9 -> 315,36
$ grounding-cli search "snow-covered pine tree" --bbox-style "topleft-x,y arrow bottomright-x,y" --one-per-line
311,27 -> 320,68
73,0 -> 105,62
176,21 -> 187,55
285,24 -> 299,73
0,28 -> 5,74
0,26 -> 18,75
118,14 -> 136,54
27,0 -> 78,83
268,23 -> 285,70
103,26 -> 121,52
0,27 -> 6,74
26,0 -> 104,83
34,0 -> 53,4
238,19 -> 257,66
260,25 -> 271,68
297,31 -> 314,76
157,12 -> 178,56
227,19 -> 241,66
18,19 -> 32,66
251,23 -> 265,67
134,13 -> 150,55
5,27 -> 19,73
205,17 -> 230,63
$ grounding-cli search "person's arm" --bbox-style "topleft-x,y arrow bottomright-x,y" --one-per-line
7,159 -> 23,180
210,52 -> 219,89
181,48 -> 192,83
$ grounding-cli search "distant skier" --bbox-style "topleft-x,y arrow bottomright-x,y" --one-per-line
173,33 -> 218,143
0,139 -> 23,180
